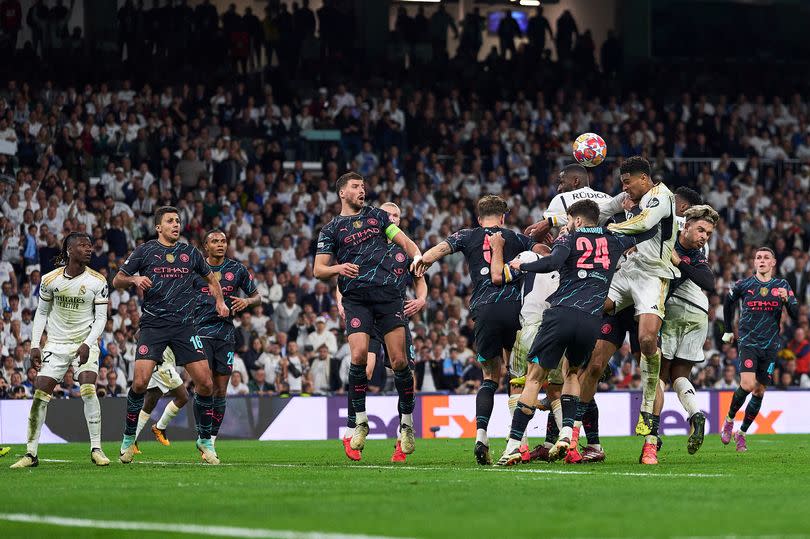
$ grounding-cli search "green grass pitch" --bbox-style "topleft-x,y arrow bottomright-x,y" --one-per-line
2,435 -> 809,539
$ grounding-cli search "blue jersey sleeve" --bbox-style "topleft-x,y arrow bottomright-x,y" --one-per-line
445,229 -> 471,253
241,265 -> 258,296
192,247 -> 212,277
316,223 -> 336,257
119,243 -> 146,275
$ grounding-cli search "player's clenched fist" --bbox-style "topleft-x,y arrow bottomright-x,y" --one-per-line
338,263 -> 359,278
133,276 -> 152,291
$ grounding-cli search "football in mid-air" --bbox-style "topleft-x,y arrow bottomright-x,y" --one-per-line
572,132 -> 607,167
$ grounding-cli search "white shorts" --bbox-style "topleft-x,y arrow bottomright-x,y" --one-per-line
39,342 -> 100,383
608,265 -> 669,320
661,301 -> 708,363
147,363 -> 184,394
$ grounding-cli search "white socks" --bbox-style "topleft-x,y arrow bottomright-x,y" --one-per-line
401,413 -> 413,428
156,401 -> 181,430
673,377 -> 700,418
80,384 -> 101,450
640,350 -> 662,414
135,410 -> 151,439
551,399 -> 563,431
476,428 -> 489,445
27,389 -> 51,457
355,411 -> 368,426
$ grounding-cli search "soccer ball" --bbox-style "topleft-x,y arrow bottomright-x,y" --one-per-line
572,132 -> 607,167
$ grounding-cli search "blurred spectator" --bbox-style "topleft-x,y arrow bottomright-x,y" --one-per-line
226,371 -> 249,396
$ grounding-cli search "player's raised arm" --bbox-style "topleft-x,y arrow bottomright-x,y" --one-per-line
414,228 -> 468,277
512,237 -> 571,274
607,191 -> 668,235
489,231 -> 506,285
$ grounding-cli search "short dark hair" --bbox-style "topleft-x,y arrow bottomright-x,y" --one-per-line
477,195 -> 508,218
566,199 -> 600,225
336,172 -> 364,193
675,187 -> 702,207
204,229 -> 227,243
154,206 -> 180,227
755,246 -> 776,258
562,163 -> 589,181
620,156 -> 652,178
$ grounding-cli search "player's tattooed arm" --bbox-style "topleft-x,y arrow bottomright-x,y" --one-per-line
313,253 -> 359,281
413,241 -> 452,278
489,232 -> 506,285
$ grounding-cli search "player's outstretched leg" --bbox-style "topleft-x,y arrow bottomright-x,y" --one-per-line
10,388 -> 51,468
80,382 -> 109,466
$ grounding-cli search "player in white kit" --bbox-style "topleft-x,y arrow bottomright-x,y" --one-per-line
11,233 -> 111,468
654,205 -> 718,458
132,345 -> 189,450
604,156 -> 680,464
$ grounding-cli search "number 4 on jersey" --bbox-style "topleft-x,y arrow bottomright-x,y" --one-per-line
576,237 -> 610,270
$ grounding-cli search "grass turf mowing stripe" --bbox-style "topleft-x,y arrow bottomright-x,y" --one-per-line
0,513 -> 418,539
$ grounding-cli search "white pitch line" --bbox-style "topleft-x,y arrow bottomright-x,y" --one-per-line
0,513 -> 418,539
35,459 -> 728,477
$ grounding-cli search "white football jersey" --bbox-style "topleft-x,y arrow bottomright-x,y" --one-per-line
39,267 -> 109,345
608,183 -> 680,280
520,269 -> 559,327
544,187 -> 625,227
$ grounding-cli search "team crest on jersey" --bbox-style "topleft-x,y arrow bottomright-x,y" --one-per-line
353,221 -> 362,229
744,359 -> 754,369
180,253 -> 190,263
760,287 -> 769,297
771,289 -> 779,297
350,317 -> 361,328
646,198 -> 660,208
225,272 -> 234,281
368,218 -> 378,226
601,323 -> 612,335
681,256 -> 691,264
578,269 -> 588,279
138,345 -> 149,355
395,252 -> 406,263
166,253 -> 175,263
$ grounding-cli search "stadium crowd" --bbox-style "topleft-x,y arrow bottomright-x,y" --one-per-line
1,5 -> 810,401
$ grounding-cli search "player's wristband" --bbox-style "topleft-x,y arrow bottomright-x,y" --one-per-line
385,224 -> 402,240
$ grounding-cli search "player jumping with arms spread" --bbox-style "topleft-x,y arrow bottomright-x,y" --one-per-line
315,173 -> 422,458
114,206 -> 229,465
11,233 -> 110,468
720,247 -> 798,452
415,195 -> 543,465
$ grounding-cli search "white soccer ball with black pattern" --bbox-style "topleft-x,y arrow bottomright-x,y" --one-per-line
572,132 -> 607,167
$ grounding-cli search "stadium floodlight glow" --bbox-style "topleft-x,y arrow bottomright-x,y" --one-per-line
520,0 -> 541,6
